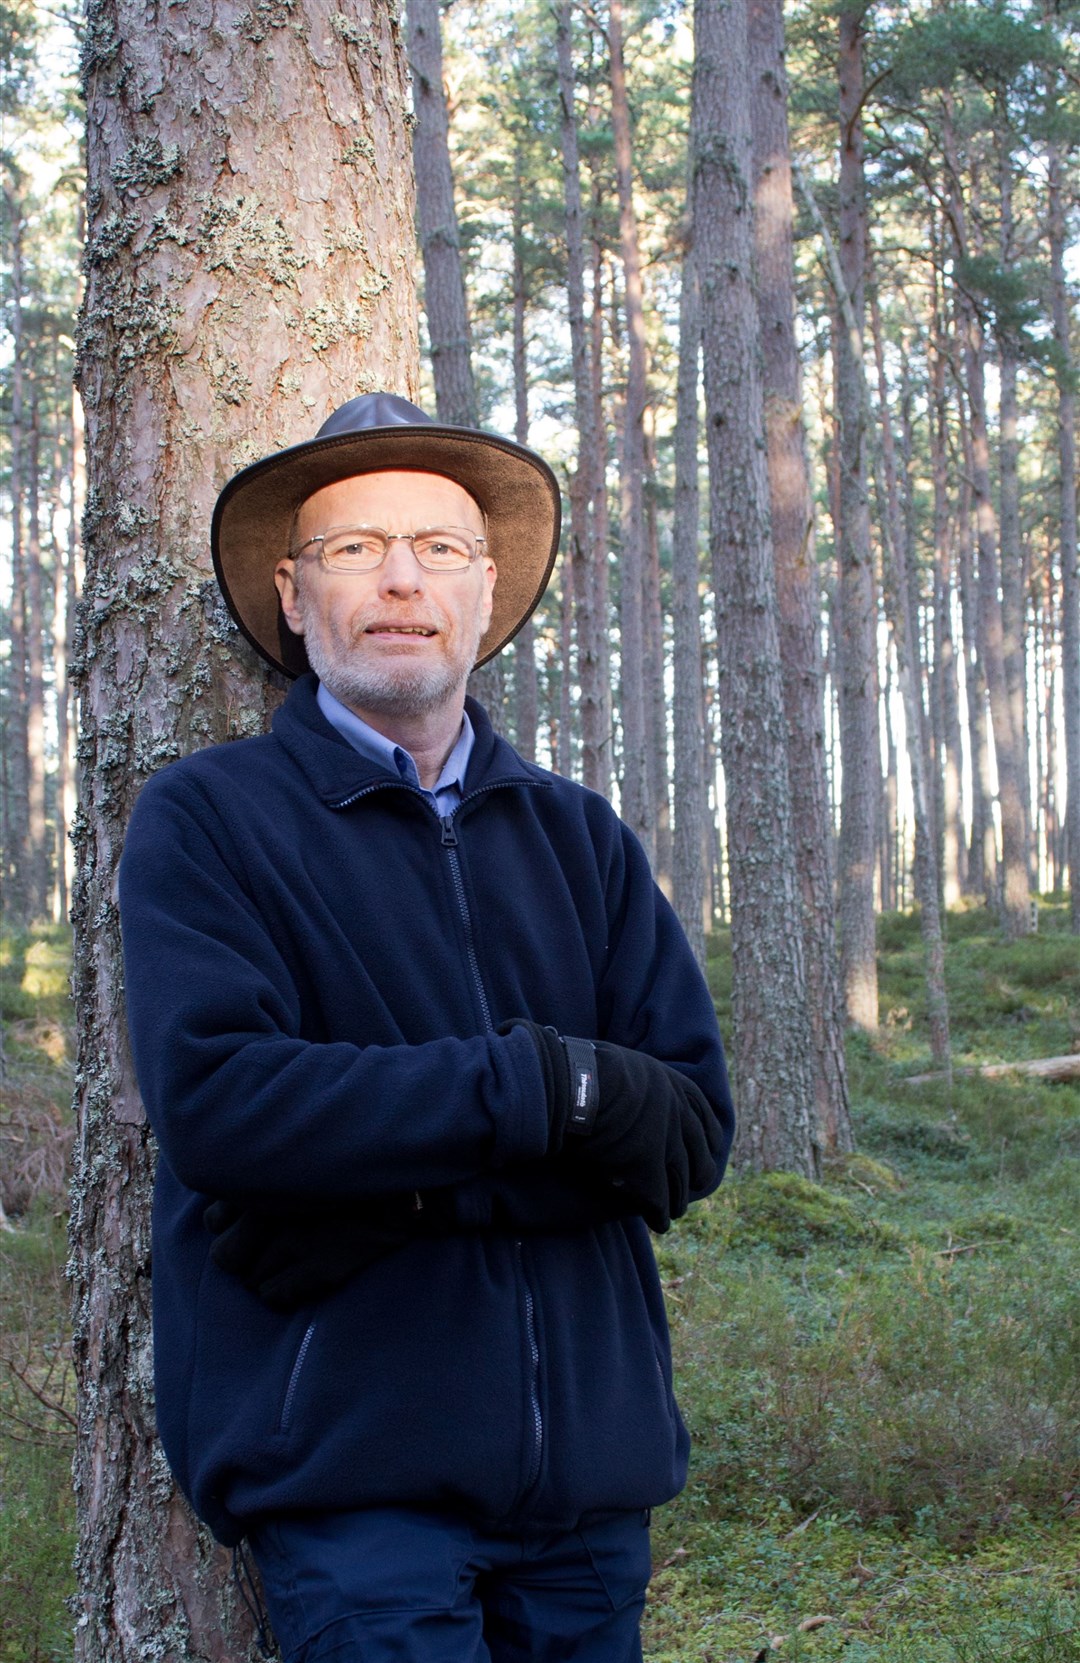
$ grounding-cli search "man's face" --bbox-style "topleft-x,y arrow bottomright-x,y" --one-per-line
275,470 -> 496,723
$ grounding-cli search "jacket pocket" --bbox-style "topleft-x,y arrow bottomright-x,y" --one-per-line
277,1320 -> 317,1435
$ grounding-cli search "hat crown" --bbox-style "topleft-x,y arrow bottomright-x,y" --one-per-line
316,393 -> 434,440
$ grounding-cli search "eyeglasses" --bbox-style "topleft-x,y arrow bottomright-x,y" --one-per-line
291,526 -> 487,573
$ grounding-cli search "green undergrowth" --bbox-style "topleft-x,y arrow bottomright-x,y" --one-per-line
2,909 -> 1079,1660
647,900 -> 1079,1657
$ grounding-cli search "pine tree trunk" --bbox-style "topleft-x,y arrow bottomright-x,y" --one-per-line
670,253 -> 708,970
957,420 -> 996,899
73,0 -> 417,1653
511,152 -> 538,763
834,7 -> 879,1026
930,265 -> 966,904
869,297 -> 951,1070
26,391 -> 50,920
407,0 -> 476,429
4,188 -> 31,925
555,1 -> 608,795
693,0 -> 817,1177
644,427 -> 672,890
609,0 -> 652,856
1048,140 -> 1080,932
749,0 -> 850,1152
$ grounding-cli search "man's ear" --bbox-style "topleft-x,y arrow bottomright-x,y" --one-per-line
275,560 -> 305,637
481,559 -> 496,629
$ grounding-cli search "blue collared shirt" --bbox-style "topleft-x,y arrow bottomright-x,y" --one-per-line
316,682 -> 474,818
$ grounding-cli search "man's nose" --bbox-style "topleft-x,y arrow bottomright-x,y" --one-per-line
377,535 -> 427,596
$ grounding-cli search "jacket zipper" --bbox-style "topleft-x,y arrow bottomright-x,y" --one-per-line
330,775 -> 546,1498
440,804 -> 543,1499
278,1321 -> 316,1434
439,815 -> 493,1033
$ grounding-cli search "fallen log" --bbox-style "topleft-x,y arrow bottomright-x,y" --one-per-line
904,1054 -> 1080,1086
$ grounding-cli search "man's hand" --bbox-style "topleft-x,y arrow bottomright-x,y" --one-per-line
504,1021 -> 722,1233
204,1192 -> 441,1311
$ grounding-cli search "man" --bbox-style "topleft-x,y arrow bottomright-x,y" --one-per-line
119,393 -> 734,1663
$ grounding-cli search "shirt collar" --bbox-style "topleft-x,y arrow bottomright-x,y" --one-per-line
315,681 -> 475,798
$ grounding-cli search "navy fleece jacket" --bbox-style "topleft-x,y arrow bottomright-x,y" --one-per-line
118,675 -> 734,1544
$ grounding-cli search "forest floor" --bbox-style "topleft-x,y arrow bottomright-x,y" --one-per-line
1,904 -> 1078,1662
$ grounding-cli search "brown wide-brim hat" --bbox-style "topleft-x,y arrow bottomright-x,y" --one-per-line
211,392 -> 562,676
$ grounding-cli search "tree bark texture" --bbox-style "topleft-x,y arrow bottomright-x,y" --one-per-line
749,0 -> 851,1153
26,390 -> 50,920
555,0 -> 608,795
510,146 -> 538,763
670,252 -> 708,970
1049,140 -> 1080,932
834,7 -> 879,1027
407,0 -> 477,429
3,184 -> 31,925
930,265 -> 966,905
609,0 -> 652,857
74,0 -> 418,1654
693,0 -> 817,1177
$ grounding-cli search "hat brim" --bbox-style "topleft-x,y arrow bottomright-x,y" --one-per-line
212,424 -> 562,677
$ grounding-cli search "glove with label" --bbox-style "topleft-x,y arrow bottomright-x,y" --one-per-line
203,1190 -> 454,1311
503,1019 -> 721,1233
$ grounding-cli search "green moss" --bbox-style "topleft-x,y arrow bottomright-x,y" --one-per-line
733,1172 -> 903,1256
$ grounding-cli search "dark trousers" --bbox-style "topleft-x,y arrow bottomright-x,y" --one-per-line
247,1505 -> 652,1662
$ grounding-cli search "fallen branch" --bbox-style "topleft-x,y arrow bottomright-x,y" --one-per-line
903,1054 -> 1080,1086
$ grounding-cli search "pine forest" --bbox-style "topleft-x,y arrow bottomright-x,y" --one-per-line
2,0 -> 1079,1656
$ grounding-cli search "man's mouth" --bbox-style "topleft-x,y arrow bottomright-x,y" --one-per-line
363,624 -> 437,637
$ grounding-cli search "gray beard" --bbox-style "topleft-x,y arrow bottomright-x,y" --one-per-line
302,624 -> 469,720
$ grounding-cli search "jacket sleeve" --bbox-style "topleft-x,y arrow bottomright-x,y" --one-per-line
118,770 -> 550,1201
593,809 -> 735,1202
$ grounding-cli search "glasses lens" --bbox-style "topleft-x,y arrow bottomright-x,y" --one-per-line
321,528 -> 388,569
412,529 -> 476,569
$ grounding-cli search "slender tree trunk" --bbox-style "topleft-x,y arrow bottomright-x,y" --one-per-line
693,0 -> 817,1176
609,0 -> 651,855
407,0 -> 475,428
671,252 -> 708,970
750,0 -> 850,1151
1049,140 -> 1080,931
25,388 -> 50,921
555,1 -> 607,793
644,424 -> 671,889
4,188 -> 31,925
74,1 -> 418,1654
510,147 -> 538,763
930,261 -> 966,904
834,7 -> 879,1026
943,104 -> 1030,933
869,296 -> 951,1069
589,236 -> 613,775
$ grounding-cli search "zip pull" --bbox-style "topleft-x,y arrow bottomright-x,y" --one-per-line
440,814 -> 458,847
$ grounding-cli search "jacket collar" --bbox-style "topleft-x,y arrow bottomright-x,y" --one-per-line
272,674 -> 548,807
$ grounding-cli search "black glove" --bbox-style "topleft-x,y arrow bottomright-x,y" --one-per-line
204,1190 -> 453,1311
504,1021 -> 721,1233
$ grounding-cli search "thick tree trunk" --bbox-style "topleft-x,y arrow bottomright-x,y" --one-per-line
693,0 -> 817,1177
834,7 -> 879,1027
609,0 -> 652,856
749,0 -> 850,1152
74,1 -> 418,1654
1048,141 -> 1080,932
670,253 -> 708,970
